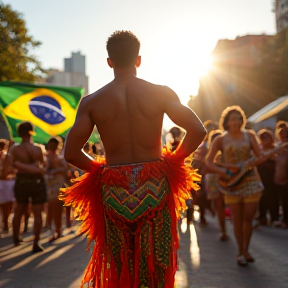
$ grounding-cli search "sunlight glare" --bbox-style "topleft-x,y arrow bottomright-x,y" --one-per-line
141,28 -> 216,130
190,224 -> 200,268
180,218 -> 187,233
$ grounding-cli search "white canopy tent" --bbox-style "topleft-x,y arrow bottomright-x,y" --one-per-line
248,96 -> 288,131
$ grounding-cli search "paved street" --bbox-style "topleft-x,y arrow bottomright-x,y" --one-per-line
0,213 -> 288,288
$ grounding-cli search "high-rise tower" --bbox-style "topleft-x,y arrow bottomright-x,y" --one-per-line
46,51 -> 89,95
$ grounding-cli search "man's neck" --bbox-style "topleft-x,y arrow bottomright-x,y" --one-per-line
113,66 -> 136,79
21,137 -> 32,144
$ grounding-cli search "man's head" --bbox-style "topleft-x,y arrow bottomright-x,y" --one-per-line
203,120 -> 218,133
208,129 -> 222,146
17,122 -> 34,138
203,120 -> 218,142
47,137 -> 61,152
106,31 -> 141,68
258,129 -> 274,149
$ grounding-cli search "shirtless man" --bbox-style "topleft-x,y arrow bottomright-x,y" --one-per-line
64,31 -> 206,287
274,127 -> 288,228
5,122 -> 46,252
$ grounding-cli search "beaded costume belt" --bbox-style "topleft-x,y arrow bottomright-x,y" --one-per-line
102,163 -> 170,221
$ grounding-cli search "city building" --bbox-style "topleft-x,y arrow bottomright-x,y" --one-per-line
46,51 -> 89,95
275,0 -> 288,33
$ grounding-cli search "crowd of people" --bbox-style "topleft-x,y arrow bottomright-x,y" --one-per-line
0,111 -> 288,256
0,122 -> 104,252
184,107 -> 288,267
0,109 -> 287,265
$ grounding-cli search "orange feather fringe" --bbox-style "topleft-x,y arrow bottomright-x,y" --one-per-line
59,150 -> 200,288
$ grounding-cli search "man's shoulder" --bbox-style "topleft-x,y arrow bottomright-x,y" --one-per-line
135,77 -> 163,87
82,79 -> 175,107
137,79 -> 172,92
84,82 -> 113,100
33,144 -> 43,153
9,143 -> 19,153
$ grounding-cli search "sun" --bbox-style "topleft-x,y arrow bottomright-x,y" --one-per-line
138,29 -> 215,112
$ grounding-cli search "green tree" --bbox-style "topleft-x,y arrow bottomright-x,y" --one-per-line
0,2 -> 45,82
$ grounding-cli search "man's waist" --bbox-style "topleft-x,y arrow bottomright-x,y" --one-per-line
16,173 -> 43,182
105,158 -> 161,168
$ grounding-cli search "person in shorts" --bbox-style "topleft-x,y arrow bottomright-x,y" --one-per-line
4,122 -> 46,252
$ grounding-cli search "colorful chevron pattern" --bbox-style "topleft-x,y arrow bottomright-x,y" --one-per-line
102,165 -> 170,221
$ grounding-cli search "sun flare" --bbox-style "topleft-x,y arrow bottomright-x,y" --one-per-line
138,28 -> 216,130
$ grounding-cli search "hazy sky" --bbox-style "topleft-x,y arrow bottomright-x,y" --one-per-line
5,0 -> 276,127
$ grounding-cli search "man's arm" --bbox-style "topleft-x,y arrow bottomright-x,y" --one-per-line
64,97 -> 95,172
3,146 -> 14,177
163,87 -> 206,159
13,146 -> 45,174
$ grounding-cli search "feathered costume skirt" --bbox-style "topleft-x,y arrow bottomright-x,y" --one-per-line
59,151 -> 200,288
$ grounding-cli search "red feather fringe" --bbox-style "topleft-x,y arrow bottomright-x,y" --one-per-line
59,151 -> 201,288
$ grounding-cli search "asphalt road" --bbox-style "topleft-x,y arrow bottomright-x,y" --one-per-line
0,213 -> 287,288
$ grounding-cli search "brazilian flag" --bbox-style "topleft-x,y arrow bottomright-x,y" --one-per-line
0,82 -> 83,143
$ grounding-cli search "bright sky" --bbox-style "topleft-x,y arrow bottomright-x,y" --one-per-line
4,0 -> 275,129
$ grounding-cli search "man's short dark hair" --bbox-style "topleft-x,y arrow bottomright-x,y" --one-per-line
106,31 -> 140,68
17,122 -> 34,137
48,137 -> 60,146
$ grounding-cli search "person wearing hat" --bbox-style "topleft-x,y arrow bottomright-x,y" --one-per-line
4,122 -> 47,252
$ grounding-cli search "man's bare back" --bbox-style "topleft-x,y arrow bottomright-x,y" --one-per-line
7,143 -> 43,173
64,31 -> 206,171
88,76 -> 177,164
65,75 -> 205,168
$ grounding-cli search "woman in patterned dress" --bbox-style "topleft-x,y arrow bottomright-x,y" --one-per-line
206,106 -> 263,266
